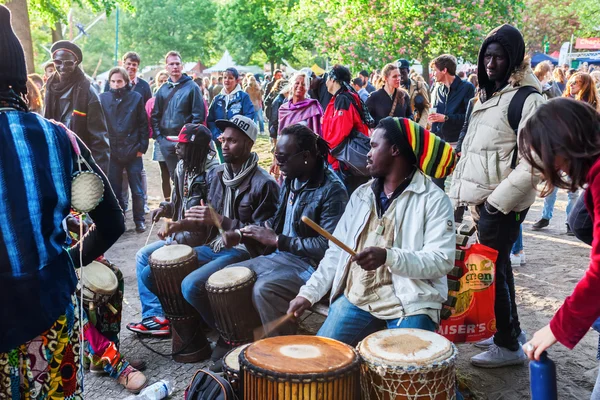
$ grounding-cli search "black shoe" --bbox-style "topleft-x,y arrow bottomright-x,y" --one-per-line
566,223 -> 575,236
211,337 -> 233,362
209,359 -> 224,373
532,218 -> 550,231
135,222 -> 146,233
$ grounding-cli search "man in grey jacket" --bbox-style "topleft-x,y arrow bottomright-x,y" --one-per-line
449,24 -> 545,368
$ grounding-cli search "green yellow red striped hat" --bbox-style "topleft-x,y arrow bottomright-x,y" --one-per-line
380,117 -> 457,179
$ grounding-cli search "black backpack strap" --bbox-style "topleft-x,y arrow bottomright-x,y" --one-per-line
507,86 -> 539,169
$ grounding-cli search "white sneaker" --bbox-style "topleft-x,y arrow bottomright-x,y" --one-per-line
510,253 -> 523,267
474,331 -> 527,349
520,252 -> 526,265
471,344 -> 527,368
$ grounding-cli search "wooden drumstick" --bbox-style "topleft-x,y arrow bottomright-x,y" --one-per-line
301,216 -> 357,257
145,220 -> 157,246
253,313 -> 296,341
208,204 -> 224,235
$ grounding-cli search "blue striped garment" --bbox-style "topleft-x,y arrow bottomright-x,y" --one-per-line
0,110 -> 78,351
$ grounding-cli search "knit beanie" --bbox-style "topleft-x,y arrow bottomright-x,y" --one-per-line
0,5 -> 27,94
51,40 -> 83,63
379,117 -> 457,179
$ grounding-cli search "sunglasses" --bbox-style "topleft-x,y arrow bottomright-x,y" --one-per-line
274,150 -> 305,164
53,59 -> 76,67
569,80 -> 581,86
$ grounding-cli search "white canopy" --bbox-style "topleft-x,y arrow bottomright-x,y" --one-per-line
204,50 -> 263,75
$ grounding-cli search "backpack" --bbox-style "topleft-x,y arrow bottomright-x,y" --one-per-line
507,86 -> 540,169
185,369 -> 236,400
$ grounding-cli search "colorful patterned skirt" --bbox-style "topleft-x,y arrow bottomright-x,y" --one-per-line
0,295 -> 83,400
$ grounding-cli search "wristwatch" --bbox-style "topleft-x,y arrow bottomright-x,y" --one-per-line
444,115 -> 449,122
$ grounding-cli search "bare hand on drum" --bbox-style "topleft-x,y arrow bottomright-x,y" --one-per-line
352,247 -> 387,271
66,214 -> 89,235
222,230 -> 242,248
157,223 -> 172,240
186,200 -> 223,226
287,296 -> 311,318
240,223 -> 278,247
523,324 -> 558,361
151,207 -> 165,223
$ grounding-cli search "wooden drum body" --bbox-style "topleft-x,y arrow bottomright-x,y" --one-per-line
77,260 -> 118,309
149,244 -> 208,363
240,335 -> 361,400
206,266 -> 262,346
223,343 -> 251,396
357,329 -> 458,400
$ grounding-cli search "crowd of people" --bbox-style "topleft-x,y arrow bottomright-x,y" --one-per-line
3,3 -> 600,398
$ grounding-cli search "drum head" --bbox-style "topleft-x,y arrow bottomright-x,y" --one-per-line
245,335 -> 357,374
224,343 -> 251,372
79,261 -> 118,295
150,244 -> 194,264
207,266 -> 254,288
358,328 -> 454,367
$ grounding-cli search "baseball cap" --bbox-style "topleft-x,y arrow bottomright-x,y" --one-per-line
167,123 -> 212,147
215,115 -> 258,142
397,59 -> 410,70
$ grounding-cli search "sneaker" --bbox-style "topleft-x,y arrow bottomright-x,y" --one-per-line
126,316 -> 170,336
566,223 -> 575,236
209,358 -> 224,373
510,253 -> 521,267
89,362 -> 105,374
532,218 -> 550,231
474,331 -> 527,349
118,365 -> 148,393
471,344 -> 527,368
211,337 -> 233,362
520,252 -> 526,265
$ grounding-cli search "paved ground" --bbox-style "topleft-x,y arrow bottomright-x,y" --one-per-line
84,145 -> 598,399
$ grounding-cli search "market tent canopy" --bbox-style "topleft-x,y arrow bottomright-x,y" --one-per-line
531,52 -> 558,67
311,64 -> 326,76
203,50 -> 263,75
572,51 -> 600,63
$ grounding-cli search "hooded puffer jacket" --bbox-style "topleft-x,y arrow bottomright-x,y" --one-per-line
449,25 -> 545,214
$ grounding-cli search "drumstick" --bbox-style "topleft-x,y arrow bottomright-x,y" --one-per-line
145,220 -> 157,246
208,204 -> 224,235
253,313 -> 295,341
301,216 -> 357,257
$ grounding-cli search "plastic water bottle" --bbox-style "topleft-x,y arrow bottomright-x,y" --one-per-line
122,380 -> 173,400
529,351 -> 558,400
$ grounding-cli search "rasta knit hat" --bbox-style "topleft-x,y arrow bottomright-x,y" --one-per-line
0,5 -> 27,94
379,117 -> 457,179
51,40 -> 83,63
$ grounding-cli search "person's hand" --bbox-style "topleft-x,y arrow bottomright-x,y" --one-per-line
457,151 -> 462,157
287,296 -> 312,318
186,200 -> 222,226
136,151 -> 144,157
66,214 -> 89,236
428,113 -> 446,123
523,324 -> 558,361
352,247 -> 387,271
240,222 -> 278,247
157,223 -> 172,240
222,230 -> 242,248
270,162 -> 280,179
151,207 -> 165,223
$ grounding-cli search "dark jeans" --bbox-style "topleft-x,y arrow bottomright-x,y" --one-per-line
157,136 -> 179,179
476,203 -> 528,351
108,156 -> 145,223
568,191 -> 593,246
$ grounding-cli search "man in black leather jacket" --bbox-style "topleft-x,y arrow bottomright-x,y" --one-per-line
100,67 -> 149,232
44,41 -> 110,173
151,50 -> 206,178
200,124 -> 348,367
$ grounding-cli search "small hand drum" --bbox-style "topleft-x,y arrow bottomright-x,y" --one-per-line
76,260 -> 118,310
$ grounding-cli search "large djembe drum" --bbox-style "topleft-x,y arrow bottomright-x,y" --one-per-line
357,329 -> 458,400
239,335 -> 361,399
149,244 -> 208,363
206,266 -> 262,346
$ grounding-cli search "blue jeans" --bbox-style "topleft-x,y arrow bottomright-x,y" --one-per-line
135,240 -> 167,319
108,156 -> 145,223
541,188 -> 579,220
316,295 -> 437,346
511,225 -> 523,255
254,108 -> 265,133
180,246 -> 250,327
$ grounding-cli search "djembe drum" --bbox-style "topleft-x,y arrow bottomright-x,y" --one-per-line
239,335 -> 361,400
223,343 -> 251,396
206,266 -> 262,346
77,260 -> 118,311
149,244 -> 208,363
357,329 -> 458,400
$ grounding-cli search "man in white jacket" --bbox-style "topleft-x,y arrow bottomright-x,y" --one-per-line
449,24 -> 544,368
288,117 -> 457,346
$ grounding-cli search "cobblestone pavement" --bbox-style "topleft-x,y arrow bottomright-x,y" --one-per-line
83,155 -> 597,400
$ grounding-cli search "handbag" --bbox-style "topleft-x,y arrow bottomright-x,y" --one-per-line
330,128 -> 371,177
389,89 -> 400,117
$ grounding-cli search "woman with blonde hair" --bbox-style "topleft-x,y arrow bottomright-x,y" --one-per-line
591,71 -> 600,91
25,77 -> 43,114
553,67 -> 567,93
564,72 -> 600,110
366,63 -> 411,125
534,61 -> 561,99
245,76 -> 265,134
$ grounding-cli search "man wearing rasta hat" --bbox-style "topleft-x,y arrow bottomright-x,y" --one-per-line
0,5 -> 127,397
45,40 -> 111,173
289,117 -> 457,346
449,24 -> 545,368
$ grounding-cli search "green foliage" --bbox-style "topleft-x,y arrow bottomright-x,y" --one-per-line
521,0 -> 579,53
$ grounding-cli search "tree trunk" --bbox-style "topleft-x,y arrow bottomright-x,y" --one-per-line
52,22 -> 64,43
5,0 -> 35,73
422,56 -> 431,85
270,60 -> 275,74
